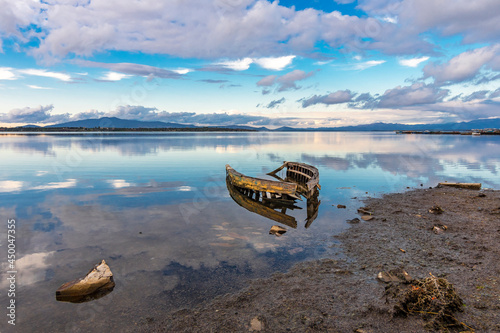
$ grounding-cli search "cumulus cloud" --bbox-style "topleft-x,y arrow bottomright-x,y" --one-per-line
257,70 -> 314,93
423,44 -> 500,85
71,109 -> 106,120
378,83 -> 449,108
301,90 -> 355,108
399,56 -> 429,67
302,83 -> 453,110
0,0 -> 41,51
216,58 -> 253,71
0,0 -> 443,62
0,105 -> 70,124
359,0 -> 500,45
253,56 -> 296,70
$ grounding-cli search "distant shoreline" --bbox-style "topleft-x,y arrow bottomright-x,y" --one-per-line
0,127 -> 257,133
1,127 -> 499,134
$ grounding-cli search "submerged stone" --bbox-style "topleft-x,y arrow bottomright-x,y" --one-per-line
56,260 -> 114,302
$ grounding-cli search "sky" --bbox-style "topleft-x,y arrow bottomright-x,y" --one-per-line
0,0 -> 499,128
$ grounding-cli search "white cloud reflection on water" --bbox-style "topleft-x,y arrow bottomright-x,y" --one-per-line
0,132 -> 499,331
0,180 -> 24,192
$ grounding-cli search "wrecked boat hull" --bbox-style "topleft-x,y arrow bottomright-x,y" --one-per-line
225,164 -> 299,198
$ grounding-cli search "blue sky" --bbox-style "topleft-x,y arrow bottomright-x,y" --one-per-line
0,0 -> 499,128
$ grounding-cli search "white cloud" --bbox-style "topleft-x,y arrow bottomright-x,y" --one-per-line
302,90 -> 355,107
18,69 -> 72,82
171,68 -> 192,75
257,69 -> 314,92
352,60 -> 386,70
0,105 -> 70,124
423,44 -> 500,85
0,252 -> 55,288
378,83 -> 449,108
100,71 -> 132,81
27,84 -> 52,89
382,16 -> 398,24
216,58 -> 253,71
0,180 -> 24,192
254,55 -> 296,71
0,67 -> 17,80
1,0 -> 436,62
399,56 -> 430,67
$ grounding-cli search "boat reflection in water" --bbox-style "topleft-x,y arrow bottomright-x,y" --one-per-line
225,162 -> 321,230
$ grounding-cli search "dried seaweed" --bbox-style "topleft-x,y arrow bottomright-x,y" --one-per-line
394,273 -> 470,331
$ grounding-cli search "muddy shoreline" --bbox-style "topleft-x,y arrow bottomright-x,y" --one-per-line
146,186 -> 500,332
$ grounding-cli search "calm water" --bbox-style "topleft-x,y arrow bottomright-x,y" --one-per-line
1,132 -> 499,332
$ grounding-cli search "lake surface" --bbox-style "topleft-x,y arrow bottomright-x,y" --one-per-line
1,132 -> 499,332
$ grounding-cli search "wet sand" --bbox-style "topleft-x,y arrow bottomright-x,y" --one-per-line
145,186 -> 500,332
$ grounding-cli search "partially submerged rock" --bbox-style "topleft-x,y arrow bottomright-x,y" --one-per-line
269,225 -> 287,236
56,260 -> 114,303
337,204 -> 346,209
438,182 -> 481,190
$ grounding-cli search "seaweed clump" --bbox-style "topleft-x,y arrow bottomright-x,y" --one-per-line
394,273 -> 469,331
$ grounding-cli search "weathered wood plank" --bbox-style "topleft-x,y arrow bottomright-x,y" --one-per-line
438,182 -> 481,190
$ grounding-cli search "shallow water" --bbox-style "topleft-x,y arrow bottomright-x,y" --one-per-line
0,132 -> 499,332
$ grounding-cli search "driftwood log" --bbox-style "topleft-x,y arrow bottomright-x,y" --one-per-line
438,182 -> 481,190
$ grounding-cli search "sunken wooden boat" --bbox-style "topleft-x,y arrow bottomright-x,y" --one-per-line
225,162 -> 321,228
226,176 -> 298,228
267,161 -> 320,198
226,164 -> 300,200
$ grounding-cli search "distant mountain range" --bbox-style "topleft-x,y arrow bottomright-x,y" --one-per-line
19,116 -> 500,131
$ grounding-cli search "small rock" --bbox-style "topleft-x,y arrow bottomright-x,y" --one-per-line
56,260 -> 115,303
429,205 -> 444,214
337,204 -> 346,209
357,208 -> 373,215
269,225 -> 286,236
399,248 -> 406,253
477,193 -> 486,197
377,268 -> 412,283
361,215 -> 374,221
433,226 -> 444,234
347,218 -> 360,224
250,317 -> 263,331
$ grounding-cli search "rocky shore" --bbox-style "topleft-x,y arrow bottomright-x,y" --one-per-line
146,186 -> 500,332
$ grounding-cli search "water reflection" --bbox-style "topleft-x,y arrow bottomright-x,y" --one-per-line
0,132 -> 499,332
226,176 -> 300,228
